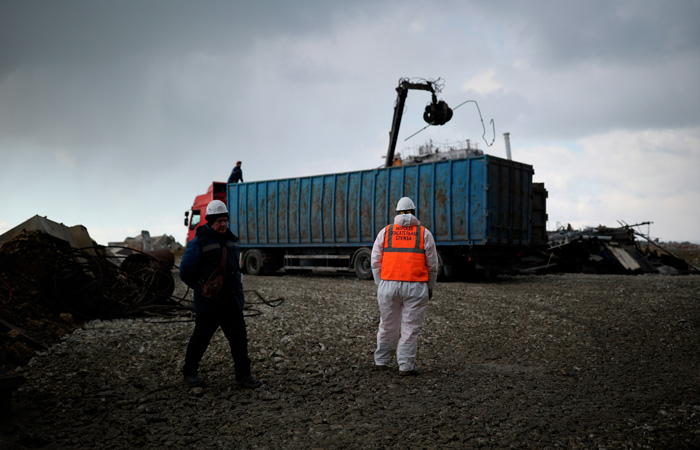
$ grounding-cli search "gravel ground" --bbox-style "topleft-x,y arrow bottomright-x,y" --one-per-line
2,273 -> 699,449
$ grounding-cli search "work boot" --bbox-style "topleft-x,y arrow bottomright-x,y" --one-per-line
183,374 -> 205,387
398,368 -> 419,377
234,375 -> 262,389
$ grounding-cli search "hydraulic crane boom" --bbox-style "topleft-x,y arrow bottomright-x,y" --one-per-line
385,78 -> 453,167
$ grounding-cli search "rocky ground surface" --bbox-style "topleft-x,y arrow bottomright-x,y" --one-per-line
2,272 -> 699,449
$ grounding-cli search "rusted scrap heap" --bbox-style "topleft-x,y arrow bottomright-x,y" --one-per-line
545,225 -> 697,275
0,230 -> 187,368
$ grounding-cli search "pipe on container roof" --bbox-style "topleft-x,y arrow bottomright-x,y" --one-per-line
503,132 -> 512,160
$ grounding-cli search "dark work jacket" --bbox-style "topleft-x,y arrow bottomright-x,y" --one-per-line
228,166 -> 243,183
179,224 -> 245,313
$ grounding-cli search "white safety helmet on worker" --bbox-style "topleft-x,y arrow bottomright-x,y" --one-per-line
206,200 -> 228,216
396,197 -> 416,212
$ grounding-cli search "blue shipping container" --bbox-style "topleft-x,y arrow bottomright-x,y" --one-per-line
228,154 -> 534,250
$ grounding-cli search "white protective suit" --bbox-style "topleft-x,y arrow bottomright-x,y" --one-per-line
371,213 -> 439,372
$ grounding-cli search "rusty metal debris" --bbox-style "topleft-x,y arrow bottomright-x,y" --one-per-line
521,222 -> 699,275
1,232 -> 185,321
0,216 -> 285,374
108,230 -> 183,254
0,222 -> 190,369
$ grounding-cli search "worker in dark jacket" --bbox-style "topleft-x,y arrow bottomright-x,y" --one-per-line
227,161 -> 243,183
179,200 -> 261,388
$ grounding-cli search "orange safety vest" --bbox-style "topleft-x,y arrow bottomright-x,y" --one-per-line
380,224 -> 429,282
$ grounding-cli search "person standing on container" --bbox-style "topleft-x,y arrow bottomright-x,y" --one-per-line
371,196 -> 439,375
179,200 -> 262,389
227,161 -> 243,183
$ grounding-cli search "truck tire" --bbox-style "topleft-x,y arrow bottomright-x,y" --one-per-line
245,250 -> 265,276
353,248 -> 373,280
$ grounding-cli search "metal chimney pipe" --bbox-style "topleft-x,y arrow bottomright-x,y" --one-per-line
503,132 -> 512,160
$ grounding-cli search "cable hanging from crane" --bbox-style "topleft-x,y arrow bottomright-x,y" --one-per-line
404,98 -> 496,147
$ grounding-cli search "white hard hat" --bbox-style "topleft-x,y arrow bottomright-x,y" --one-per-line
206,200 -> 228,216
396,197 -> 416,212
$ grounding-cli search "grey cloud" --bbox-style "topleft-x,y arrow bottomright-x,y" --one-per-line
0,0 -> 381,70
508,1 -> 700,67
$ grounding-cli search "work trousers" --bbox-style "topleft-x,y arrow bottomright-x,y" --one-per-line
374,280 -> 429,372
183,304 -> 251,380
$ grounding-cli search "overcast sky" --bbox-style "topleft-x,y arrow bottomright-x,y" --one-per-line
1,0 -> 699,246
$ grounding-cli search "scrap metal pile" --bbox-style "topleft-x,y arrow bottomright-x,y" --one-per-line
0,217 -> 284,374
536,223 -> 699,275
0,228 -> 189,369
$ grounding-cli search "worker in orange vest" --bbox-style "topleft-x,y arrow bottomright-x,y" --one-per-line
370,197 -> 438,375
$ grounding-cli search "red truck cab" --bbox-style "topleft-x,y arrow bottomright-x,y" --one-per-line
184,182 -> 227,243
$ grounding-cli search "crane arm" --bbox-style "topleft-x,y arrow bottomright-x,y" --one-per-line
385,78 -> 452,167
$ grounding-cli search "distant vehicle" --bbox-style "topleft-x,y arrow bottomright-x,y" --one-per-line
184,78 -> 547,279
184,181 -> 227,244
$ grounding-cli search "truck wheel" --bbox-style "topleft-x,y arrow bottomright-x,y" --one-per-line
353,248 -> 373,280
245,250 -> 264,276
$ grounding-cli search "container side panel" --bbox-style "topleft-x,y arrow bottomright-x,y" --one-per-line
470,158 -> 486,240
241,185 -> 249,242
234,184 -> 243,242
289,179 -> 299,243
509,161 -> 524,244
348,173 -> 360,243
323,176 -> 335,243
360,172 -> 375,241
417,165 -> 434,232
228,185 -> 240,240
311,176 -> 323,243
521,169 -> 534,243
334,174 -> 348,242
256,183 -> 267,244
451,160 -> 467,240
512,167 -> 524,243
403,165 -> 418,209
485,157 -> 533,245
516,167 -> 529,243
434,162 -> 450,240
374,170 -> 388,236
278,180 -> 288,244
489,160 -> 506,242
388,167 -> 403,221
245,184 -> 257,244
267,181 -> 278,244
515,168 -> 529,244
228,155 -> 534,248
299,178 -> 310,242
